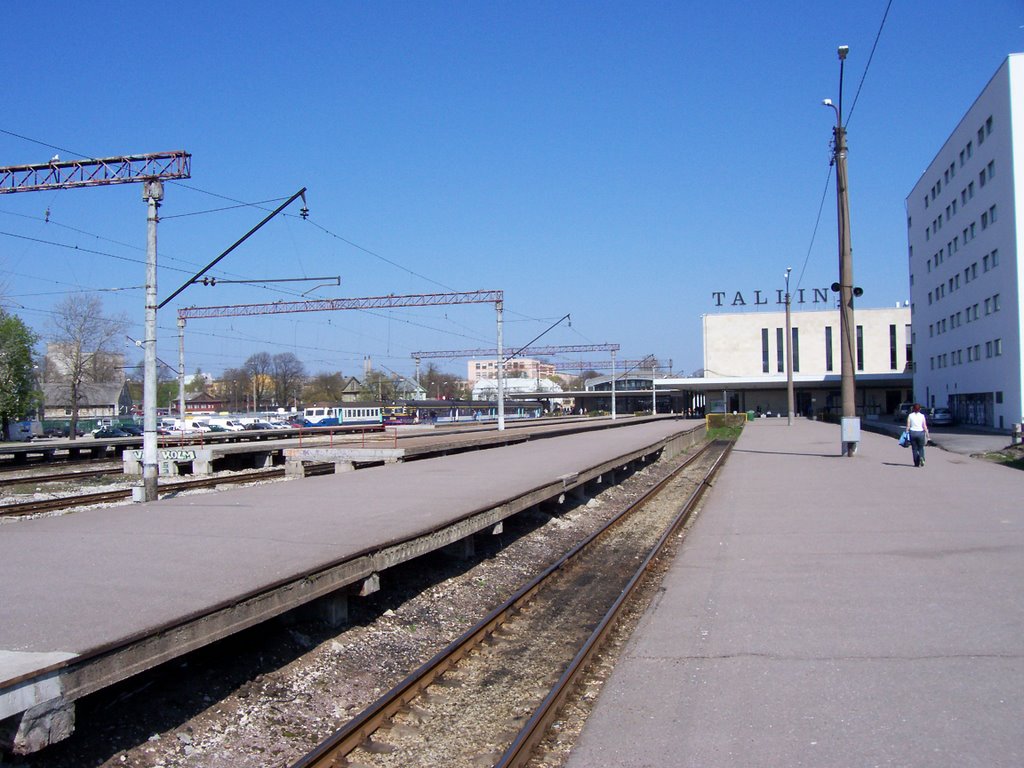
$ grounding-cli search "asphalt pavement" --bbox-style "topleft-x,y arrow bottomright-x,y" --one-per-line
567,417 -> 1024,767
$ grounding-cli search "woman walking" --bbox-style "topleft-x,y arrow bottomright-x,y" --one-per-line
906,403 -> 930,467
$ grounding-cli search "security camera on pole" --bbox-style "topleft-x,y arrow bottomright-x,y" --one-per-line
823,44 -> 859,456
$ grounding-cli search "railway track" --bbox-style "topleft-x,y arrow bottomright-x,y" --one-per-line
0,466 -> 122,488
0,462 -> 334,518
292,439 -> 732,768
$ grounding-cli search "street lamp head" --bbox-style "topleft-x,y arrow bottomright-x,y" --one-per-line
837,45 -> 849,60
822,98 -> 833,107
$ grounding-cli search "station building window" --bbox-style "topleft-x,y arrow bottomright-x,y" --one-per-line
791,327 -> 800,373
776,328 -> 784,373
761,328 -> 769,373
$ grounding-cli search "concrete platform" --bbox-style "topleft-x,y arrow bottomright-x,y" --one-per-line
0,418 -> 700,754
567,417 -> 1024,767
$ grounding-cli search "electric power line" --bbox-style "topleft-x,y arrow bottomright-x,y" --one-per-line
796,164 -> 835,291
845,0 -> 893,127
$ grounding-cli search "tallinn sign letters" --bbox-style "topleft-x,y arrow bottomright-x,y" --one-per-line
711,287 -> 831,308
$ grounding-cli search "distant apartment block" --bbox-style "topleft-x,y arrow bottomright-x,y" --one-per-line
467,357 -> 555,384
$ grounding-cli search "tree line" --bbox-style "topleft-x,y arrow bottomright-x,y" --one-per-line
0,291 -> 596,439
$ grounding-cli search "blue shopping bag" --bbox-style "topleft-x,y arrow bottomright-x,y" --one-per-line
898,430 -> 910,447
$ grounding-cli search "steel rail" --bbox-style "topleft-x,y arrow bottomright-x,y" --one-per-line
0,467 -> 122,488
291,439 -> 728,768
496,439 -> 733,767
0,463 -> 334,518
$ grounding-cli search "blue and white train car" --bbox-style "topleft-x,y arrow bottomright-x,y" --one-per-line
303,404 -> 383,427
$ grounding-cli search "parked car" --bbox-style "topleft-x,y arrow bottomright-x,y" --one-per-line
929,407 -> 954,426
44,425 -> 85,438
93,426 -> 131,438
894,402 -> 914,422
118,424 -> 143,436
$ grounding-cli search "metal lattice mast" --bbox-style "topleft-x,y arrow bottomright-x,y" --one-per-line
409,343 -> 619,359
177,290 -> 503,320
0,152 -> 191,193
0,151 -> 191,503
177,290 -> 510,429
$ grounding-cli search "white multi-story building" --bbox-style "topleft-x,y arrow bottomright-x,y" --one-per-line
905,54 -> 1023,429
466,357 -> 556,384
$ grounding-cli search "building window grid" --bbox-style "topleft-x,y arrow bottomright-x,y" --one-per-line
825,326 -> 833,372
855,325 -> 864,371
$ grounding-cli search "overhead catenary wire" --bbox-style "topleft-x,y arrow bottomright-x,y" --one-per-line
796,0 -> 890,293
844,0 -> 893,129
1,128 -> 596,371
795,164 -> 835,292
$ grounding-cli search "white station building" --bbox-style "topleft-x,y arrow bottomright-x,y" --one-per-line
905,53 -> 1024,429
577,304 -> 912,419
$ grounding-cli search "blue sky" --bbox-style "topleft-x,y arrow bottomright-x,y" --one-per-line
1,1 -> 1022,381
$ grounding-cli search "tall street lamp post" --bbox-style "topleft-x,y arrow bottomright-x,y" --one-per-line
784,267 -> 794,426
824,44 -> 859,456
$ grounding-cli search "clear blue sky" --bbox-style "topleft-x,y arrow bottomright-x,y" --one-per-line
1,1 -> 1022,381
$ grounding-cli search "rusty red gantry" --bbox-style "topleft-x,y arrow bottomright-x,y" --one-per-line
0,151 -> 191,193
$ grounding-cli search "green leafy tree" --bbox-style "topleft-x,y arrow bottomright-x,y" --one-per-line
0,311 -> 39,440
568,369 -> 601,390
185,367 -> 208,395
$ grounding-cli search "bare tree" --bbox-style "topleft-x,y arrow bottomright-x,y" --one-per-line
243,352 -> 273,409
421,363 -> 468,400
302,371 -> 347,404
48,295 -> 128,439
270,352 -> 306,408
219,367 -> 252,412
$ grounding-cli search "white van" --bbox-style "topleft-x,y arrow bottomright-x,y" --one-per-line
207,417 -> 245,432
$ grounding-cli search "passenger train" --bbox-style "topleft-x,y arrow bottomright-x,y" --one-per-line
302,400 -> 544,429
302,404 -> 383,427
384,399 -> 543,425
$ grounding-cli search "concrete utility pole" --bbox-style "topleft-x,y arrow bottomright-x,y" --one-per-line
611,349 -> 617,420
0,151 -> 192,500
142,180 -> 162,501
496,299 -> 505,430
785,266 -> 795,426
178,317 -> 187,424
824,45 -> 859,456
